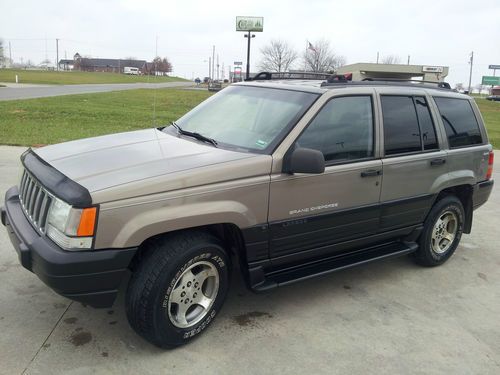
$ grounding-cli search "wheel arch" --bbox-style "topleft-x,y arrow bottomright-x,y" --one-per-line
128,223 -> 251,283
434,184 -> 473,233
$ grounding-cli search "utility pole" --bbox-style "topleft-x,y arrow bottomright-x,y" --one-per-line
8,41 -> 12,66
216,54 -> 219,81
468,51 -> 474,94
407,55 -> 410,65
209,57 -> 211,80
376,51 -> 379,64
244,31 -> 255,80
211,45 -> 215,81
56,38 -> 59,71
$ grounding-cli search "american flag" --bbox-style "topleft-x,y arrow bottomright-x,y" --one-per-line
307,41 -> 317,53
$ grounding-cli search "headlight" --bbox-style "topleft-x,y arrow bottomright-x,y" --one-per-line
46,197 -> 97,251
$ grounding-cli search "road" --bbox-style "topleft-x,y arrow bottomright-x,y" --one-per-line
0,145 -> 499,374
0,81 -> 194,101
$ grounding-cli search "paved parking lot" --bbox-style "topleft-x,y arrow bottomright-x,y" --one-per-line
0,145 -> 499,374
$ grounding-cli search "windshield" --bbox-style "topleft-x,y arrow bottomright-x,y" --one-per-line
170,85 -> 318,153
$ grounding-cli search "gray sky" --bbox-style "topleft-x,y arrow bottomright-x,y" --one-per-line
1,0 -> 499,85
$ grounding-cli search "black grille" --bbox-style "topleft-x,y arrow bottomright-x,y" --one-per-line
19,170 -> 53,234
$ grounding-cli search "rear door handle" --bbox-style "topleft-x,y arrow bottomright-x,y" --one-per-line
361,169 -> 382,177
430,158 -> 446,166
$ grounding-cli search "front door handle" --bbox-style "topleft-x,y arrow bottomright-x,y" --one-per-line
361,169 -> 382,177
430,158 -> 446,166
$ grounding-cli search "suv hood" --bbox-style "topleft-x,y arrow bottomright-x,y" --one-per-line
34,129 -> 268,199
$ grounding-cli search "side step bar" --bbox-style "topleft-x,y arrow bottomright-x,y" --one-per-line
252,241 -> 418,292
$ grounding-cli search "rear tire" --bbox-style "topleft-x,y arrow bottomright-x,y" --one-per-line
415,195 -> 464,267
125,230 -> 230,348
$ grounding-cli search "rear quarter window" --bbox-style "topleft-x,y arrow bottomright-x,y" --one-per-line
381,96 -> 422,155
433,97 -> 483,148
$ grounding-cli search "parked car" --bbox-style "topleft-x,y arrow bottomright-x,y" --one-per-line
208,80 -> 222,92
486,95 -> 500,101
2,75 -> 494,348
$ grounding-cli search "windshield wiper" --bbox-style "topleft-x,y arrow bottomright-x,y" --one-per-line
171,122 -> 218,147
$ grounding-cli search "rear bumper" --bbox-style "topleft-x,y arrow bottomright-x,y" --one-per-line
472,180 -> 494,210
1,186 -> 137,308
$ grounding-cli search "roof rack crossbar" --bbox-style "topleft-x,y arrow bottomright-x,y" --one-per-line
361,77 -> 451,89
246,71 -> 338,81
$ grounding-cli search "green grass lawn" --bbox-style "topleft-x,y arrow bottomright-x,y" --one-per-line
475,98 -> 500,148
0,89 -> 212,146
0,69 -> 187,85
0,91 -> 499,148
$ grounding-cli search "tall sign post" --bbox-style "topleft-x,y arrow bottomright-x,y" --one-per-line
236,16 -> 264,80
489,64 -> 500,77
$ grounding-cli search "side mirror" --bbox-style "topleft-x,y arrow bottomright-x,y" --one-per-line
286,147 -> 325,174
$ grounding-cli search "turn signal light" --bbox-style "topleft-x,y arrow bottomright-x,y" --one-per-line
77,207 -> 97,237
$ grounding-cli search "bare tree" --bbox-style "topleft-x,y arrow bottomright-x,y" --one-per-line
475,83 -> 485,95
161,57 -> 173,74
151,56 -> 173,75
259,39 -> 298,73
303,39 -> 345,73
0,39 -> 5,66
381,55 -> 401,64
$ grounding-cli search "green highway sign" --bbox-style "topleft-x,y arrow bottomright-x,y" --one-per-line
482,76 -> 500,85
236,16 -> 264,32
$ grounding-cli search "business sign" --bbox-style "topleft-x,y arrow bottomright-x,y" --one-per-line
234,61 -> 243,66
488,64 -> 500,70
422,66 -> 444,73
482,76 -> 500,85
236,16 -> 264,32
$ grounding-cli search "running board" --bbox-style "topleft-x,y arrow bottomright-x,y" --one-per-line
252,241 -> 418,292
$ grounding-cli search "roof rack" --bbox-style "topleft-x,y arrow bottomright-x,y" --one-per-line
245,72 -> 452,91
321,77 -> 451,90
246,71 -> 341,81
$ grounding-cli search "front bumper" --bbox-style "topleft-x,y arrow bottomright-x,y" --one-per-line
1,186 -> 137,308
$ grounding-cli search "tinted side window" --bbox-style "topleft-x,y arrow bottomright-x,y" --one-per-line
414,96 -> 438,150
381,96 -> 421,155
433,97 -> 482,148
296,96 -> 373,163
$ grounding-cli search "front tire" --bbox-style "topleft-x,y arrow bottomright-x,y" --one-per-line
415,195 -> 464,267
125,231 -> 230,348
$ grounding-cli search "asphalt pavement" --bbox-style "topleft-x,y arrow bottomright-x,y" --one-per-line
0,81 -> 194,101
0,145 -> 499,374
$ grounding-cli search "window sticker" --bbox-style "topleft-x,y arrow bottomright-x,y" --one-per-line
255,140 -> 268,148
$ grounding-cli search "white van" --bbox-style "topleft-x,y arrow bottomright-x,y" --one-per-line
124,67 -> 140,75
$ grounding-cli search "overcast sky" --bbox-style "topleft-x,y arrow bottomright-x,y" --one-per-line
1,0 -> 499,85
